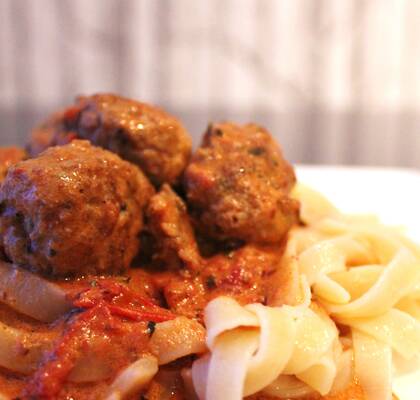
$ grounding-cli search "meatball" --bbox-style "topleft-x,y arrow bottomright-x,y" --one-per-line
76,94 -> 192,186
0,147 -> 26,183
0,140 -> 154,277
184,122 -> 299,244
27,94 -> 192,186
145,184 -> 201,270
0,147 -> 26,260
26,107 -> 80,157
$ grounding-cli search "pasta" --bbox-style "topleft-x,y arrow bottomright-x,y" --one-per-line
191,298 -> 340,399
106,354 -> 159,400
148,317 -> 207,365
191,184 -> 420,400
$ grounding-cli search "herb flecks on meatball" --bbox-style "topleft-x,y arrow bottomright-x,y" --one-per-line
184,122 -> 299,244
27,94 -> 192,187
0,140 -> 154,277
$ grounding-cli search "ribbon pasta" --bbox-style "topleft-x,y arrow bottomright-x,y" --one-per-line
192,297 -> 340,399
191,184 -> 420,400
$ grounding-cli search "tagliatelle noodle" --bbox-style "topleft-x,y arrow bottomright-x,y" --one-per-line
338,308 -> 420,359
191,183 -> 420,400
397,297 -> 420,319
192,297 -> 340,399
328,266 -> 383,300
191,355 -> 210,400
294,185 -> 420,393
149,317 -> 207,365
312,274 -> 351,304
353,329 -> 393,400
242,304 -> 297,394
281,306 -> 337,375
296,349 -> 337,395
204,297 -> 259,347
106,354 -> 158,400
326,249 -> 420,318
263,375 -> 314,398
202,298 -> 299,398
329,349 -> 353,395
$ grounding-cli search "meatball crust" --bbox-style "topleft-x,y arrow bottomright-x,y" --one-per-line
145,184 -> 201,270
184,123 -> 299,244
0,147 -> 26,259
26,107 -> 80,157
75,94 -> 191,186
28,94 -> 192,186
0,147 -> 26,183
0,140 -> 154,277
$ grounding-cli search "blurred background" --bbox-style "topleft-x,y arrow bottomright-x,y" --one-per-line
1,0 -> 419,167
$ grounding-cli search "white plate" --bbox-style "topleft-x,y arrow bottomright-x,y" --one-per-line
296,165 -> 420,400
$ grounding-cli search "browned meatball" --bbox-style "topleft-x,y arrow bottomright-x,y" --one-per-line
27,94 -> 192,186
76,94 -> 192,186
26,107 -> 80,157
0,147 -> 26,260
184,123 -> 299,244
145,184 -> 201,270
0,147 -> 26,183
0,140 -> 154,277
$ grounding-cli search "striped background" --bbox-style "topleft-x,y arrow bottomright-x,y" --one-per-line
1,0 -> 420,167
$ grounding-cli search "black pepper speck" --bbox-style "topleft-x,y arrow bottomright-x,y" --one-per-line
147,321 -> 156,335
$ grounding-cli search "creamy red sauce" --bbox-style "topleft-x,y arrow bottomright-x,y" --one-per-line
0,276 -> 175,399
